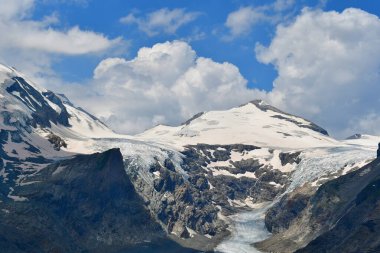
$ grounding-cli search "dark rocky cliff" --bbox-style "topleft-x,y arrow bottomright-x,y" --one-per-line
0,148 -> 191,253
256,157 -> 380,253
296,158 -> 380,253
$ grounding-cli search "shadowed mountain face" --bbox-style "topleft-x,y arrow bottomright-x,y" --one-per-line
0,148 -> 193,253
6,77 -> 71,128
256,157 -> 380,253
296,158 -> 380,253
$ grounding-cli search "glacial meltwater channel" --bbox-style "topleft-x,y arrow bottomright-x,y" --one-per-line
215,205 -> 271,253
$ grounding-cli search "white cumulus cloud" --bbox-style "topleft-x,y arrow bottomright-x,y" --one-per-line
256,8 -> 380,137
0,0 -> 122,80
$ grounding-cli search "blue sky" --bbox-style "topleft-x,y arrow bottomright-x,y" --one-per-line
1,0 -> 380,136
31,0 -> 379,90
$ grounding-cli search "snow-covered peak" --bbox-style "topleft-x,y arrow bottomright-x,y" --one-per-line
0,63 -> 46,93
0,63 -> 17,81
343,134 -> 380,149
0,63 -> 117,154
0,63 -> 14,80
137,101 -> 339,150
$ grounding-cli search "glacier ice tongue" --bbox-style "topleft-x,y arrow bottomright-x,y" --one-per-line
215,204 -> 271,253
287,146 -> 375,193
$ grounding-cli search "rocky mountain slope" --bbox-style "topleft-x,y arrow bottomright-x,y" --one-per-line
0,149 -> 177,253
0,63 -> 378,252
256,154 -> 380,253
297,157 -> 380,253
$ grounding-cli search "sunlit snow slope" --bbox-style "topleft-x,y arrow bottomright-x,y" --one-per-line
137,100 -> 340,150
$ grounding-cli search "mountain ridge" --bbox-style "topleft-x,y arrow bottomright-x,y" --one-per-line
0,62 -> 379,252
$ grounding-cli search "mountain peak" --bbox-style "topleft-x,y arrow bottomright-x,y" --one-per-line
0,62 -> 20,73
0,63 -> 17,85
138,100 -> 335,150
249,99 -> 267,106
243,100 -> 329,136
0,64 -> 116,156
346,133 -> 363,140
247,99 -> 284,113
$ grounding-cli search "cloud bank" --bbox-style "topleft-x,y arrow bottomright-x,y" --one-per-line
257,8 -> 380,137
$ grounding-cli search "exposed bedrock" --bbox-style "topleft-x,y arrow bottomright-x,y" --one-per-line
256,158 -> 380,253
